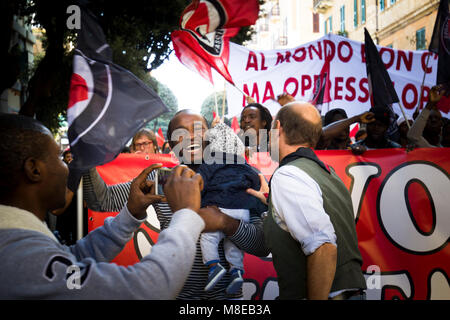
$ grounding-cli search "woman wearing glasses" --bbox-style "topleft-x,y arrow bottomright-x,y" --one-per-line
131,129 -> 159,154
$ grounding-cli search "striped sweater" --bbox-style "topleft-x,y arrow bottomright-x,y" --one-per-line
83,168 -> 269,300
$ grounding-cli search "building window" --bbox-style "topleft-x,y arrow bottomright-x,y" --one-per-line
313,13 -> 320,33
380,0 -> 385,11
340,6 -> 345,33
361,0 -> 366,24
416,28 -> 426,50
324,16 -> 332,35
390,0 -> 396,5
354,0 -> 358,28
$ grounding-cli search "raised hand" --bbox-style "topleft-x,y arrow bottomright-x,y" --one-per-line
127,164 -> 165,220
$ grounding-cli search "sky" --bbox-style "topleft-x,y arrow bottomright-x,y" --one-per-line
150,51 -> 227,114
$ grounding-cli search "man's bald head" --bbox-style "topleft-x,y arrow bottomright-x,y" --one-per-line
274,101 -> 323,148
167,109 -> 208,145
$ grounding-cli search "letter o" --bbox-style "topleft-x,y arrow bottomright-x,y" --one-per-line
337,41 -> 353,62
379,47 -> 395,69
283,77 -> 299,97
401,84 -> 418,109
378,163 -> 450,254
293,48 -> 306,62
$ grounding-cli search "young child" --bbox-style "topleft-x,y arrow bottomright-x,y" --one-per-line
197,122 -> 266,294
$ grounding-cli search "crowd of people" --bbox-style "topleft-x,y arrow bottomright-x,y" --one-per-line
0,83 -> 448,300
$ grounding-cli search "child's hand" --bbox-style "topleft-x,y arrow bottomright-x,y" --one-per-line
246,174 -> 269,205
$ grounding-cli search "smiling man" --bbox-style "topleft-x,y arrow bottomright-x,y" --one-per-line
82,109 -> 269,299
167,110 -> 208,165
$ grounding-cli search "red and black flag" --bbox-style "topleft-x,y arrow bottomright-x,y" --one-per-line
171,0 -> 259,84
67,8 -> 168,181
429,0 -> 450,110
310,58 -> 332,112
364,28 -> 400,108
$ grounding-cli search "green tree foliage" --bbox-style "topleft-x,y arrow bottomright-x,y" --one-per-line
146,81 -> 179,139
3,0 -> 261,132
200,91 -> 232,126
7,0 -> 191,131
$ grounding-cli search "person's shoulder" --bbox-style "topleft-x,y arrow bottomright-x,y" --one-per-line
273,164 -> 316,185
0,228 -> 65,258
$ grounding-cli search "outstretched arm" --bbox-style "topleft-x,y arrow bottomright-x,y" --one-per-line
321,111 -> 374,146
407,85 -> 444,148
82,167 -> 155,212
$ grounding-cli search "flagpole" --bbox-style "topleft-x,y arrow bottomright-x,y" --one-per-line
214,71 -> 251,105
415,52 -> 431,113
397,101 -> 412,130
76,178 -> 83,240
214,90 -> 219,117
222,81 -> 226,120
230,82 -> 252,102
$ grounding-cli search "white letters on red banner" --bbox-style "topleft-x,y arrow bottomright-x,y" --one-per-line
90,150 -> 450,300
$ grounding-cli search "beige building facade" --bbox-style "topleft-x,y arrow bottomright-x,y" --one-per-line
248,0 -> 324,50
314,0 -> 440,50
249,0 -> 441,52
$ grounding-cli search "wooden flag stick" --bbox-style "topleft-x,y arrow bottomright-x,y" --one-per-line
214,90 -> 219,118
397,101 -> 411,130
222,81 -> 226,120
415,52 -> 431,113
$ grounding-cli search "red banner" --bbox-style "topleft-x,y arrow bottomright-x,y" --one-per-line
88,149 -> 450,300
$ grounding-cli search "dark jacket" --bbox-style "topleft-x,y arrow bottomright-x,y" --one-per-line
197,152 -> 267,216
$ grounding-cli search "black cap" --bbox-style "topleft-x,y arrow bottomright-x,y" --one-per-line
369,106 -> 391,126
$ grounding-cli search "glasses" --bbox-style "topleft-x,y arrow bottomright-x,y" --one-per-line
134,141 -> 153,149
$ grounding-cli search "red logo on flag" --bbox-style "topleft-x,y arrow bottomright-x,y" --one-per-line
172,0 -> 259,84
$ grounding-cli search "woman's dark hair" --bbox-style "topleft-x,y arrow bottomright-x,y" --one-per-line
241,103 -> 273,131
240,103 -> 273,148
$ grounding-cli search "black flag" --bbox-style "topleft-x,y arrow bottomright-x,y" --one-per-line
429,0 -> 450,86
67,8 -> 168,190
364,28 -> 399,108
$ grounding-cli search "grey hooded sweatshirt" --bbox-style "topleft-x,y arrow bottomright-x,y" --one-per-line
0,203 -> 204,299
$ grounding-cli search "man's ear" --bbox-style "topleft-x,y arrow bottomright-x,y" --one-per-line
23,158 -> 45,183
272,119 -> 280,130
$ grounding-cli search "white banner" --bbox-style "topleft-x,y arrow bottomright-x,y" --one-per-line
226,34 -> 444,120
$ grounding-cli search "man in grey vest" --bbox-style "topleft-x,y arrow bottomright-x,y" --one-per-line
263,101 -> 367,300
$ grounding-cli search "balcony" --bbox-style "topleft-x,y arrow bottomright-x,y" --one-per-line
313,0 -> 333,14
